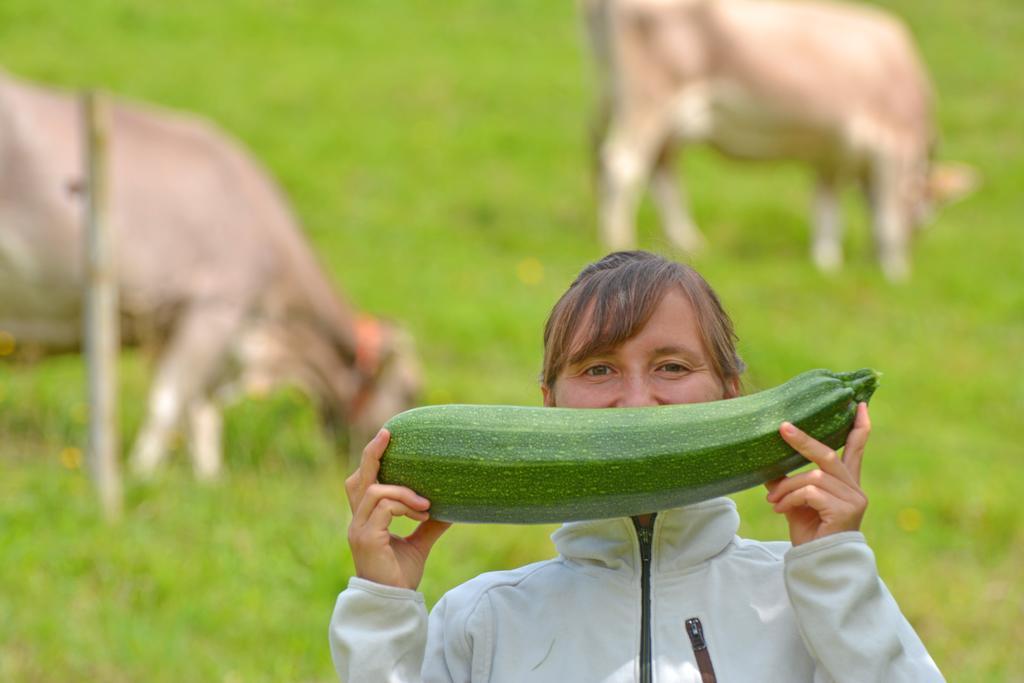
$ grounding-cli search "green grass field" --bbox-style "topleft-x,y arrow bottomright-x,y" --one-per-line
1,0 -> 1022,680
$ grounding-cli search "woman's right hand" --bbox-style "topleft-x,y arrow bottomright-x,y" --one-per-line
344,429 -> 452,590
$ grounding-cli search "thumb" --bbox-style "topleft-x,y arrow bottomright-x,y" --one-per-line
408,519 -> 452,555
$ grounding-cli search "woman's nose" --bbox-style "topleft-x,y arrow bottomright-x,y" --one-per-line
615,376 -> 659,408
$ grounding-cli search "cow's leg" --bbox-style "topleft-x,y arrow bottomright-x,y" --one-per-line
868,155 -> 911,282
811,173 -> 843,272
649,144 -> 704,253
129,303 -> 246,478
187,395 -> 223,482
597,114 -> 664,250
589,94 -> 613,195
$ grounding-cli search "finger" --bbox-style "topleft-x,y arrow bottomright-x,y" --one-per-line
842,402 -> 872,484
764,477 -> 786,494
407,520 -> 453,555
780,421 -> 857,488
348,498 -> 429,552
765,468 -> 859,505
771,485 -> 834,515
353,483 -> 430,528
344,469 -> 369,515
366,498 -> 431,531
346,429 -> 391,513
358,428 -> 391,481
773,485 -> 866,534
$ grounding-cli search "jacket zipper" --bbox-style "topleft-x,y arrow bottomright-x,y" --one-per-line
685,617 -> 718,683
633,514 -> 656,683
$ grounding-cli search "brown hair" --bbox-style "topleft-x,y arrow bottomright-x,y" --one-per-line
541,251 -> 744,390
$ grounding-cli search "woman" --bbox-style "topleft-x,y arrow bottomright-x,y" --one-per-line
331,251 -> 943,682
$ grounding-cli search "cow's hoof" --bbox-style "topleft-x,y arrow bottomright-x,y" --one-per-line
812,246 -> 843,273
882,259 -> 911,283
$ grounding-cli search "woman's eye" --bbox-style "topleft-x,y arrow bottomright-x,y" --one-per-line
659,362 -> 689,374
584,365 -> 612,377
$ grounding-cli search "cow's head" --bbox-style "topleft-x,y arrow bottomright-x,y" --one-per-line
229,314 -> 421,463
876,156 -> 978,281
344,315 -> 423,461
908,159 -> 980,231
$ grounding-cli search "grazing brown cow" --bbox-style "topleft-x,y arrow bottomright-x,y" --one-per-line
582,0 -> 976,280
0,68 -> 420,478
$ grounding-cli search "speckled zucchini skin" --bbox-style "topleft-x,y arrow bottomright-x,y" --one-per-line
378,368 -> 879,524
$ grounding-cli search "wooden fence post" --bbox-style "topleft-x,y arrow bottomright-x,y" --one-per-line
82,90 -> 122,520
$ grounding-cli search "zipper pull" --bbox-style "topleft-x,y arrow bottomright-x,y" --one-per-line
638,525 -> 653,554
685,617 -> 717,683
632,514 -> 656,562
685,618 -> 706,650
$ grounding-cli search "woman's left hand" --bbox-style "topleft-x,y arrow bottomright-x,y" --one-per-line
764,402 -> 871,546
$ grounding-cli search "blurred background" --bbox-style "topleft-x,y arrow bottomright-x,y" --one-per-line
0,0 -> 1021,680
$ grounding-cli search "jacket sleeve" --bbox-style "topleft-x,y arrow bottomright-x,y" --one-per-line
328,577 -> 431,682
328,577 -> 481,683
783,532 -> 945,683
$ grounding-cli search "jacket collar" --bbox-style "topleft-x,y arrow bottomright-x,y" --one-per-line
550,498 -> 740,577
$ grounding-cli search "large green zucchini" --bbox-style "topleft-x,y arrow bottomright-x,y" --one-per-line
378,368 -> 879,523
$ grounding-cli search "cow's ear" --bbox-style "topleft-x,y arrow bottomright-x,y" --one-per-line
928,161 -> 980,207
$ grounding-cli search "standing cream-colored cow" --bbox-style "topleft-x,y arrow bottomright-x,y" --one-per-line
582,0 -> 976,280
0,69 -> 420,478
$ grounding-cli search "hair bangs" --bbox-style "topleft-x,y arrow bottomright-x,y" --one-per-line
570,286 -> 658,364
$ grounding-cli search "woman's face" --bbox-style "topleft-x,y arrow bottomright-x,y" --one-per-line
543,288 -> 738,409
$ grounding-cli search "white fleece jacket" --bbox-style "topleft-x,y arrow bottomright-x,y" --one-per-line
329,498 -> 943,682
